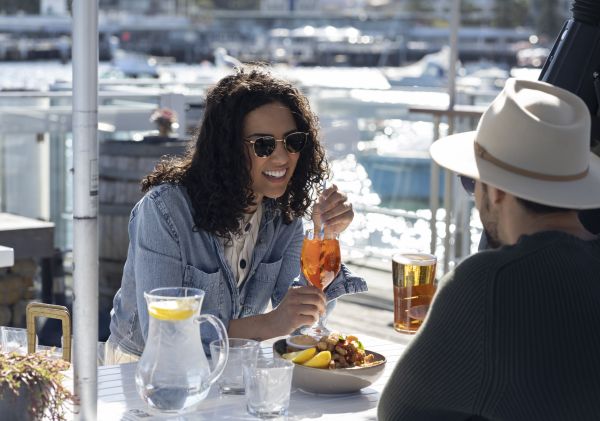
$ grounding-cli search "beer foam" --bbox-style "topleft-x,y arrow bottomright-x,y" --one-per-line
392,252 -> 437,266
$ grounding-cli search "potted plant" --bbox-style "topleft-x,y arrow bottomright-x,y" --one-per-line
0,350 -> 76,420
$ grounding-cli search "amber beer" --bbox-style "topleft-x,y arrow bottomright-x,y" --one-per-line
392,252 -> 437,334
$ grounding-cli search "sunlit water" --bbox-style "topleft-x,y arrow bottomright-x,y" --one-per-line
328,154 -> 483,269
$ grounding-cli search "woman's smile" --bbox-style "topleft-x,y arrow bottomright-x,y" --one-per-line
263,168 -> 288,181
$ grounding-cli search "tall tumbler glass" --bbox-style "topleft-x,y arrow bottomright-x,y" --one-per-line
210,338 -> 259,395
243,356 -> 294,418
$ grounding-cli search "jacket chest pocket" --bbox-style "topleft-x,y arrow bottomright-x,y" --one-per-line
240,257 -> 283,317
183,265 -> 223,318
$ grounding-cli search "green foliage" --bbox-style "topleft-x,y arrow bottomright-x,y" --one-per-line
493,0 -> 531,27
193,0 -> 215,9
0,351 -> 76,421
405,0 -> 435,13
535,0 -> 564,37
460,0 -> 479,14
459,0 -> 485,25
212,0 -> 260,10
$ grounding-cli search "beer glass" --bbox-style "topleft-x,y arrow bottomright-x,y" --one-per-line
392,252 -> 437,334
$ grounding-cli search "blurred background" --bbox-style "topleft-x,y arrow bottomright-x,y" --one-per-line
0,0 -> 574,342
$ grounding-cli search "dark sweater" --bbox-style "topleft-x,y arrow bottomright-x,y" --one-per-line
378,231 -> 600,421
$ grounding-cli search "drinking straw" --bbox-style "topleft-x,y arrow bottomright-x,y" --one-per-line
320,180 -> 326,237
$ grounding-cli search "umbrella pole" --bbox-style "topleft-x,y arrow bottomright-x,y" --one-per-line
72,0 -> 99,418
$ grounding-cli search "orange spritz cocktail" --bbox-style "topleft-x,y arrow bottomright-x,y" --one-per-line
300,229 -> 340,336
301,232 -> 341,290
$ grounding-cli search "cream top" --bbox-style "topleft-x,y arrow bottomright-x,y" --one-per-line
222,205 -> 263,287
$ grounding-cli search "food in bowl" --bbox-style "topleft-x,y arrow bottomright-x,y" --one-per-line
273,335 -> 387,394
282,333 -> 378,370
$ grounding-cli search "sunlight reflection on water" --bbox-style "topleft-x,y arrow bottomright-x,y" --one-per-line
329,154 -> 483,273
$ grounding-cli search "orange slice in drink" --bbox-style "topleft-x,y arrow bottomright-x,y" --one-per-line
148,300 -> 196,321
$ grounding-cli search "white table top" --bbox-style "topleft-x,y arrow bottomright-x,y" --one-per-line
96,335 -> 407,420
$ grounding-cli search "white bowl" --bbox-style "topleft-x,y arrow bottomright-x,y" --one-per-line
273,339 -> 386,394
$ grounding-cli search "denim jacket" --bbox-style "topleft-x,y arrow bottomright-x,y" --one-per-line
109,184 -> 368,356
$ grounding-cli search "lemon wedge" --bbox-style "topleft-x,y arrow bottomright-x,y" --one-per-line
302,350 -> 332,368
281,350 -> 302,360
148,300 -> 196,321
284,347 -> 316,364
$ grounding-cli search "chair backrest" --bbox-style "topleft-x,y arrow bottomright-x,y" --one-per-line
26,302 -> 71,362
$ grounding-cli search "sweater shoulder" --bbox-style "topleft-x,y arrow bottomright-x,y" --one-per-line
441,250 -> 497,289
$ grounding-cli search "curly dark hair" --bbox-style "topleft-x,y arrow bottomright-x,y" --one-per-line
141,65 -> 329,238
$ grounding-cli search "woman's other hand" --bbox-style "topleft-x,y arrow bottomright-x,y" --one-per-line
312,184 -> 354,234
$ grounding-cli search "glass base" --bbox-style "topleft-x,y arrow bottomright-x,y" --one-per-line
393,320 -> 420,334
219,385 -> 245,395
393,326 -> 418,335
247,404 -> 287,419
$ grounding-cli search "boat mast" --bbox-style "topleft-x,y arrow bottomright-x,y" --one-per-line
72,0 -> 99,418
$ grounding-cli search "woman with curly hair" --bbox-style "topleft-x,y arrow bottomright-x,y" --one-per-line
106,66 -> 367,362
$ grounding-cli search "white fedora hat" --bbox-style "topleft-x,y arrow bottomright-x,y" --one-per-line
430,78 -> 600,209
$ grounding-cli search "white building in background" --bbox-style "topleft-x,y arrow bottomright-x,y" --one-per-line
40,0 -> 67,15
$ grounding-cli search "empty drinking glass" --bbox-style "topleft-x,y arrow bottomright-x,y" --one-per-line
210,338 -> 259,395
0,327 -> 31,355
243,356 -> 294,418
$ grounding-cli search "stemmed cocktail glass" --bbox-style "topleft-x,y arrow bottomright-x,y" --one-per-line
300,228 -> 341,337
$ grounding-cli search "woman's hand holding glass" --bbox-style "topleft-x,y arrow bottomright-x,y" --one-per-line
264,184 -> 351,339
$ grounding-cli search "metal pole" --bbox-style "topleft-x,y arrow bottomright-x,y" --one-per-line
447,1 -> 460,108
72,0 -> 99,418
443,0 -> 461,272
429,116 -> 440,256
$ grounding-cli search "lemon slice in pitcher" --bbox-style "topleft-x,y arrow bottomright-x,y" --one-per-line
148,300 -> 196,321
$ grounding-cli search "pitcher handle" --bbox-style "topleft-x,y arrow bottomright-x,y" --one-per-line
196,314 -> 229,386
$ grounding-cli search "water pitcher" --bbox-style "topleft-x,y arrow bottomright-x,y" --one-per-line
135,287 -> 229,413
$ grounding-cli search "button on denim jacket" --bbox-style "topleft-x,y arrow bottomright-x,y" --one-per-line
109,184 -> 368,356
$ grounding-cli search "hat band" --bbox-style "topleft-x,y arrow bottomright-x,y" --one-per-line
474,143 -> 589,181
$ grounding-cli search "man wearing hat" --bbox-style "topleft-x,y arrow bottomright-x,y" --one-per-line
378,79 -> 600,421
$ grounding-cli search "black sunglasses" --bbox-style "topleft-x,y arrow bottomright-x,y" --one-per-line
243,132 -> 308,158
459,175 -> 476,195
